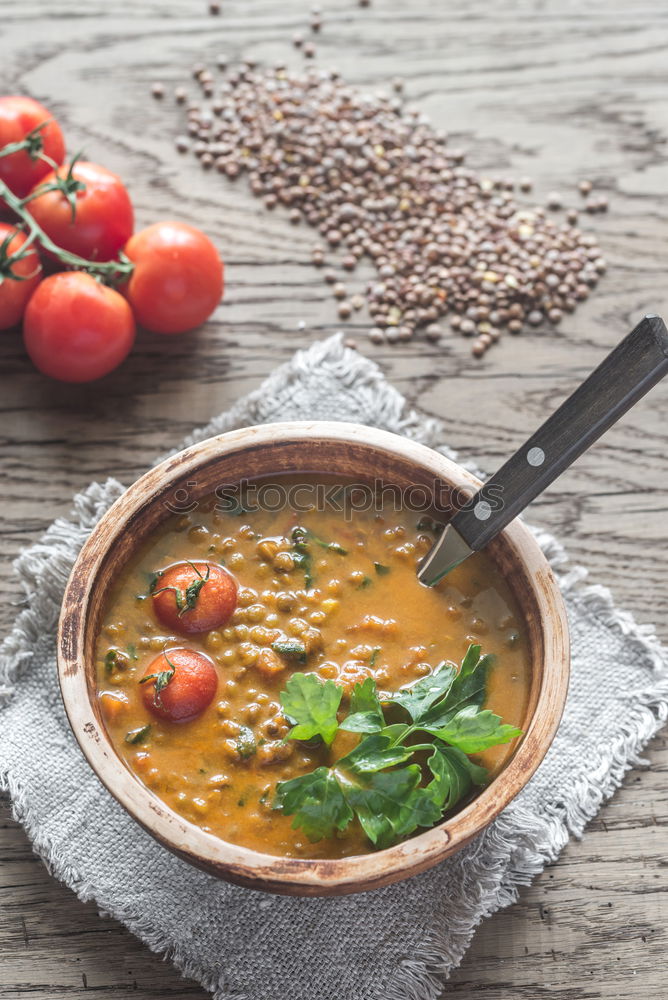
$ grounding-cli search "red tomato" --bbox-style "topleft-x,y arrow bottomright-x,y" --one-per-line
0,224 -> 42,330
22,272 -> 135,382
27,161 -> 134,262
140,648 -> 218,723
0,96 -> 65,200
152,561 -> 237,635
123,221 -> 223,334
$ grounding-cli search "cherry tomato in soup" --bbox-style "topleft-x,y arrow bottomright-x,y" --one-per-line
140,648 -> 218,723
151,561 -> 237,635
0,224 -> 42,330
22,272 -> 135,382
0,96 -> 65,200
27,161 -> 134,262
122,221 -> 223,334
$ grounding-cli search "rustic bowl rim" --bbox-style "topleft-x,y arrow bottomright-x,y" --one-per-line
57,420 -> 570,896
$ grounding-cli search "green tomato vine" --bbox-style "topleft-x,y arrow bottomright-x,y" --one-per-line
0,121 -> 134,285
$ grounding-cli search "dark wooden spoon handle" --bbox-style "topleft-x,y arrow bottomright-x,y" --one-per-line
450,314 -> 668,550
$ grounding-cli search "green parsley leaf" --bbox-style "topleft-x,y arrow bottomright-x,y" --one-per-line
271,638 -> 308,663
374,562 -> 390,575
150,562 -> 210,617
338,732 -> 415,773
344,766 -> 427,848
104,648 -> 130,675
427,705 -> 523,754
280,673 -> 342,745
273,643 -> 523,851
425,745 -> 487,812
180,563 -> 210,614
104,649 -> 118,674
237,725 -> 257,759
125,725 -> 151,745
339,676 -> 385,733
291,526 -> 314,588
379,721 -> 411,743
275,767 -> 353,841
139,651 -> 177,707
390,660 -> 457,722
311,532 -> 348,555
420,644 -> 493,727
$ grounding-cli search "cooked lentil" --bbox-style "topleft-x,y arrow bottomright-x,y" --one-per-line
96,475 -> 530,859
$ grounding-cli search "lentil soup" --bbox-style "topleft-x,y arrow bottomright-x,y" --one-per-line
96,474 -> 529,859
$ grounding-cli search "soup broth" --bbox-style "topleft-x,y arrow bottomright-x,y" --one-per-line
96,474 -> 530,859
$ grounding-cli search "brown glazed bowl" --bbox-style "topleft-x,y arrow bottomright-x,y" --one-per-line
57,421 -> 569,896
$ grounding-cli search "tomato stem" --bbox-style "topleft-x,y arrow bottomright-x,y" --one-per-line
0,227 -> 41,284
0,135 -> 134,285
0,121 -> 50,161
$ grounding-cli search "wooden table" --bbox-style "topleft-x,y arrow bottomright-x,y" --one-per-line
1,1 -> 667,996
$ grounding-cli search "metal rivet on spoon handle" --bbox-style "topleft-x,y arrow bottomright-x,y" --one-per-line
418,314 -> 668,586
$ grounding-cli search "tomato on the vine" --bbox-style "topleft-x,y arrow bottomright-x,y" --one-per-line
122,221 -> 223,334
0,224 -> 42,330
0,96 -> 65,200
23,272 -> 135,382
27,161 -> 134,262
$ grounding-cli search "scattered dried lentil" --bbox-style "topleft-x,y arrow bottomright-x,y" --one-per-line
169,62 -> 606,357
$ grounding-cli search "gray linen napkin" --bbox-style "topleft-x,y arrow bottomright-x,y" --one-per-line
2,335 -> 667,1000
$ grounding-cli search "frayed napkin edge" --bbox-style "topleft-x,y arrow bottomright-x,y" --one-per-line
384,543 -> 668,1000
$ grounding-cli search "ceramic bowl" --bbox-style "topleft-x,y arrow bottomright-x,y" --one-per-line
57,421 -> 569,896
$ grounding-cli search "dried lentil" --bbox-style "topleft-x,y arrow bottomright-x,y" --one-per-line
169,63 -> 606,357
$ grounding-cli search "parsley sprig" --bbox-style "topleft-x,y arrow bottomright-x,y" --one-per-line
274,645 -> 522,849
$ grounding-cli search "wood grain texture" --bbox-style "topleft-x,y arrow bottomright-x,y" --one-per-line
1,0 -> 667,996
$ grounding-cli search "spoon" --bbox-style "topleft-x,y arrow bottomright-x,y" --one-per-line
417,314 -> 668,586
